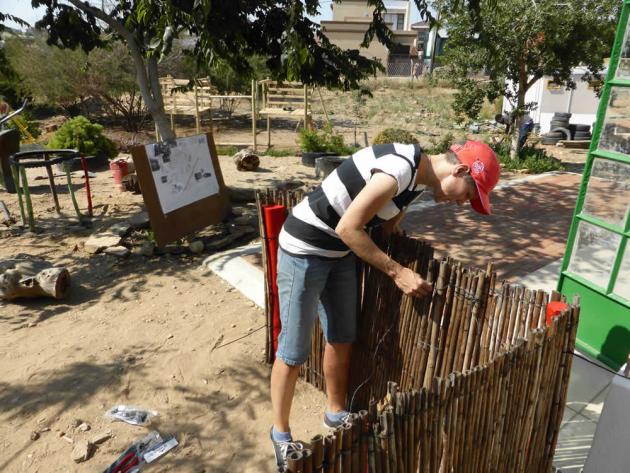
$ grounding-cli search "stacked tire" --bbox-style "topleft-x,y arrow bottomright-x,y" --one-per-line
542,131 -> 565,145
571,124 -> 592,141
542,112 -> 572,145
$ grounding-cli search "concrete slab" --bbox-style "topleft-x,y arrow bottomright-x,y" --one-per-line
202,242 -> 264,308
554,413 -> 597,473
565,355 -> 614,416
519,258 -> 563,293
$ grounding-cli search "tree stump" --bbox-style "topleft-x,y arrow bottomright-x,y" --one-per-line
233,148 -> 260,171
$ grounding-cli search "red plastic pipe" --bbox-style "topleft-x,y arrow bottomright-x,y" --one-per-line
546,301 -> 569,326
262,204 -> 287,359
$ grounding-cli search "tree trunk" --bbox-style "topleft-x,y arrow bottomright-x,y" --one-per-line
65,0 -> 175,142
509,118 -> 521,160
510,61 -> 528,160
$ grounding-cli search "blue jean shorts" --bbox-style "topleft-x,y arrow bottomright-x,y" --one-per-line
276,248 -> 358,366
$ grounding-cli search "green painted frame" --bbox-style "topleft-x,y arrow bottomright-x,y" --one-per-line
558,1 -> 630,370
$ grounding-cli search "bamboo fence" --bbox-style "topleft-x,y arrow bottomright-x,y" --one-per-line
256,190 -> 579,473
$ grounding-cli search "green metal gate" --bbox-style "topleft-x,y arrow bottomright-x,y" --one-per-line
559,1 -> 630,369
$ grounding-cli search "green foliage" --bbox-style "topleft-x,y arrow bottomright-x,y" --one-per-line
4,34 -> 144,130
298,125 -> 355,155
33,0 -> 390,92
426,132 -> 456,154
216,145 -> 239,156
373,128 -> 419,145
0,46 -> 24,109
440,0 -> 619,124
47,116 -> 117,159
4,32 -> 88,112
492,143 -> 564,174
264,148 -> 297,157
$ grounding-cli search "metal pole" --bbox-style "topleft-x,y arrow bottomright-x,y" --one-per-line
19,166 -> 35,231
44,154 -> 61,213
10,164 -> 26,225
65,167 -> 83,222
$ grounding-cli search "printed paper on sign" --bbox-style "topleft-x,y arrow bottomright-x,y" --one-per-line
146,135 -> 220,214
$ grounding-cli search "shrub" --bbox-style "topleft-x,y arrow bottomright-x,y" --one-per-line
492,143 -> 564,174
426,132 -> 456,154
298,124 -> 355,155
47,116 -> 117,159
372,128 -> 419,145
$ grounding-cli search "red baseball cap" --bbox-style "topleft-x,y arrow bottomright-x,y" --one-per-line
450,141 -> 501,215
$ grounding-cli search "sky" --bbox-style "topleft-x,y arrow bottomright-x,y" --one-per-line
2,0 -> 47,29
1,1 -> 424,29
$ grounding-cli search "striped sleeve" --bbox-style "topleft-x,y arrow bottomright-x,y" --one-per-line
370,154 -> 414,196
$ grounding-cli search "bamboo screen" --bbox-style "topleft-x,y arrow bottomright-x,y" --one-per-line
257,190 -> 578,473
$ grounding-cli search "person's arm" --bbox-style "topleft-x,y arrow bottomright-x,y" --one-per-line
336,173 -> 432,298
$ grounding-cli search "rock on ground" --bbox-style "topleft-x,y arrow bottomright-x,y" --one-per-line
84,233 -> 122,254
71,440 -> 94,463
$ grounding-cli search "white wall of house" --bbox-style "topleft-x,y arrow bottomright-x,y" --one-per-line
503,67 -> 604,133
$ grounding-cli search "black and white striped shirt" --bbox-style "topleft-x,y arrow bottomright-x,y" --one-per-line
279,143 -> 425,258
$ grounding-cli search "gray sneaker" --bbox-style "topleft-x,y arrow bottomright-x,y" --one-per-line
323,411 -> 350,429
270,428 -> 304,469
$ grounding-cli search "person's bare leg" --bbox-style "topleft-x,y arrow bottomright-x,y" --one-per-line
271,358 -> 301,432
323,342 -> 352,413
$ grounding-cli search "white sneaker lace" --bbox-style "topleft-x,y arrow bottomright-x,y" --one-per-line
279,440 -> 304,460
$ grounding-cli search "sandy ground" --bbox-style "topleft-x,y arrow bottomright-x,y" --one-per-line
0,155 -> 326,473
0,81 -> 588,472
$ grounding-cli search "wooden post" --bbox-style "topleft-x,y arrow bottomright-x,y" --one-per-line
304,84 -> 309,129
267,116 -> 271,148
194,81 -> 200,133
252,79 -> 257,150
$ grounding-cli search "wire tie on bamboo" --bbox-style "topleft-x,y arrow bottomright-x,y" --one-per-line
415,340 -> 441,351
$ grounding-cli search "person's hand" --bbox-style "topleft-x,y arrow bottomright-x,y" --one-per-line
382,221 -> 405,238
393,267 -> 432,298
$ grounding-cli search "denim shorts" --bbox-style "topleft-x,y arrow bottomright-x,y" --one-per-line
276,248 -> 358,366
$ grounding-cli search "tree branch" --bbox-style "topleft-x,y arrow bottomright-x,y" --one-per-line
65,0 -> 157,112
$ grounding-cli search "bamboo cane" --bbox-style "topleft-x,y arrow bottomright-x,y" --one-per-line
303,449 -> 313,473
324,434 -> 336,473
341,422 -> 352,473
311,434 -> 324,473
287,450 -> 304,473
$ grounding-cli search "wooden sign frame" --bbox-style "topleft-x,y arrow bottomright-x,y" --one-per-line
131,132 -> 231,247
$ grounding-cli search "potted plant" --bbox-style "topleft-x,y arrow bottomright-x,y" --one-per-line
48,115 -> 117,172
298,124 -> 355,168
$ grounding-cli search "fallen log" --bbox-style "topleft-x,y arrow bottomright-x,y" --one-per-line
0,266 -> 70,300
